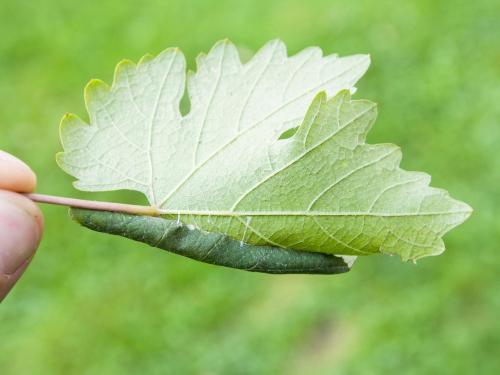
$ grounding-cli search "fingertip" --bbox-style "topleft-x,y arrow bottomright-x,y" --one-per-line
0,150 -> 37,193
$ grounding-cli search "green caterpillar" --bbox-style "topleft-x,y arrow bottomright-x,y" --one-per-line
71,208 -> 353,275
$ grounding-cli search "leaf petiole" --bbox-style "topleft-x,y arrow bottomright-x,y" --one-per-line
25,193 -> 162,216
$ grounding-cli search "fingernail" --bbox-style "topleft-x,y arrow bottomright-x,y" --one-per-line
0,200 -> 40,275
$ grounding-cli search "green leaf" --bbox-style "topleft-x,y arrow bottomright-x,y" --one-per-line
58,40 -> 471,261
70,208 -> 353,274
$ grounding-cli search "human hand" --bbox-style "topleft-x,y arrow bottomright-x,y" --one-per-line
0,150 -> 44,302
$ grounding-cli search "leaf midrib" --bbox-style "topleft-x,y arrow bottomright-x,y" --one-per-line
158,209 -> 470,217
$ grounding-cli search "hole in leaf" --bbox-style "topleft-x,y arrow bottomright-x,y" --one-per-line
278,126 -> 299,140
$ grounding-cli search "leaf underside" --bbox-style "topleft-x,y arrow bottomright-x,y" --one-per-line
58,39 -> 472,261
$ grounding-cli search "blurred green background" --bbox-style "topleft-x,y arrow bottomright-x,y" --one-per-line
1,0 -> 499,373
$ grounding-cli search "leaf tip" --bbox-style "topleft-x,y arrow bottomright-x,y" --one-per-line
218,37 -> 232,45
335,88 -> 353,101
85,78 -> 110,91
84,78 -> 110,96
313,90 -> 329,102
208,39 -> 229,54
354,53 -> 371,70
84,79 -> 110,112
112,58 -> 139,88
158,46 -> 183,56
138,53 -> 155,65
60,112 -> 84,123
55,151 -> 69,174
114,57 -> 135,73
54,151 -> 63,164
206,39 -> 239,62
59,113 -> 88,149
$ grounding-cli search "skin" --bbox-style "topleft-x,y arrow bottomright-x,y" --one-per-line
0,150 -> 44,302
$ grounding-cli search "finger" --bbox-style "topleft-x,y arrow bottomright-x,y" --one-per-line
70,208 -> 354,275
0,191 -> 44,233
0,150 -> 37,193
0,194 -> 43,302
0,256 -> 33,302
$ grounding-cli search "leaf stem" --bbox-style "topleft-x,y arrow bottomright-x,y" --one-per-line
25,193 -> 162,216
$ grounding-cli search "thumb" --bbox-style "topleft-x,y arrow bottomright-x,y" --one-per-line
0,191 -> 43,301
